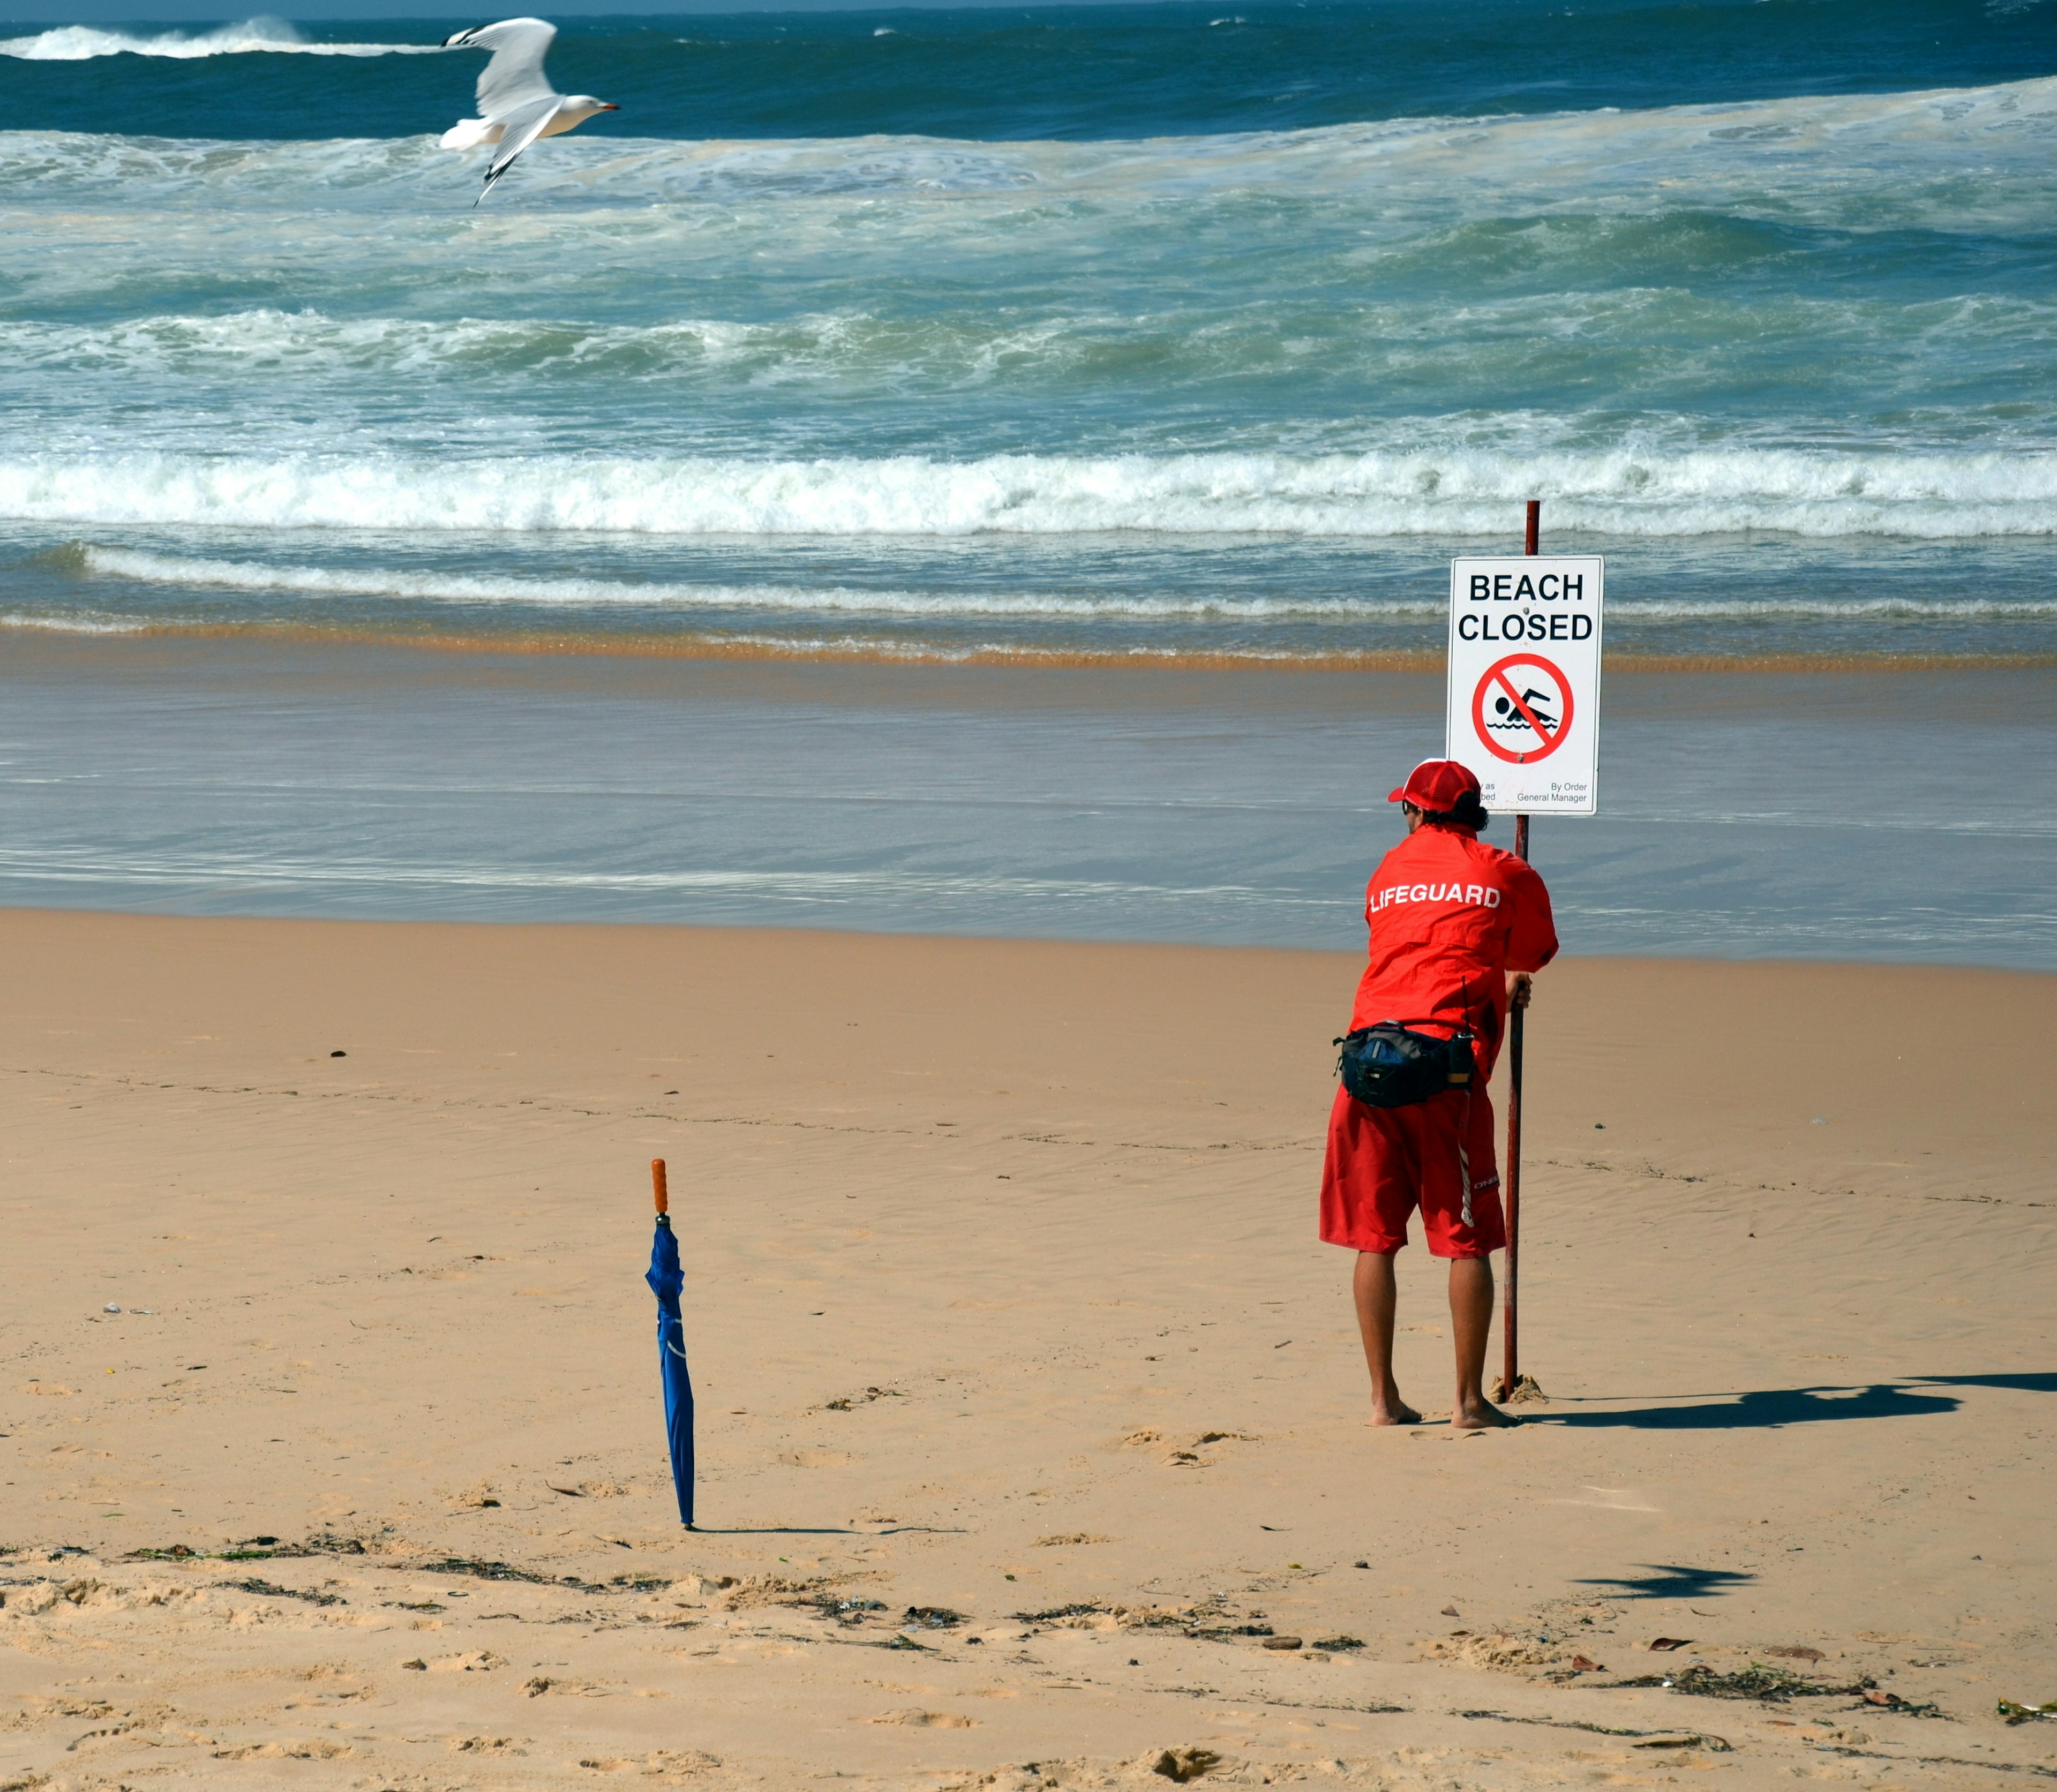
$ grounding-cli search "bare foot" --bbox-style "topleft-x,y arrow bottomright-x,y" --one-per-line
1370,1399 -> 1423,1427
1451,1398 -> 1521,1430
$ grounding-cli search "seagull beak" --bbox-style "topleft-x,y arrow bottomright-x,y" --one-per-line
598,103 -> 619,111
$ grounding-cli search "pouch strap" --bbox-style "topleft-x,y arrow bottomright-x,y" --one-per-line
1455,1088 -> 1475,1228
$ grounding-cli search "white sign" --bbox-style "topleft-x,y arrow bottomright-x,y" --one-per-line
1445,556 -> 1604,817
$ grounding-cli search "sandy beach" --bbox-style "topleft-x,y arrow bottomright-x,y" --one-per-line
3,907 -> 2052,1789
9,6 -> 2057,1785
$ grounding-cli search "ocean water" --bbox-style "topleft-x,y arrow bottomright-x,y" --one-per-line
3,3 -> 2055,958
6,643 -> 2053,963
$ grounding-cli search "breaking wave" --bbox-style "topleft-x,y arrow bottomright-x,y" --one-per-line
69,544 -> 1395,620
3,74 -> 2054,212
63,544 -> 2057,622
0,18 -> 440,61
7,449 -> 2057,539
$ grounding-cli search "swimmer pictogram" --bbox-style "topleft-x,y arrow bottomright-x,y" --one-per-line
1470,652 -> 1573,764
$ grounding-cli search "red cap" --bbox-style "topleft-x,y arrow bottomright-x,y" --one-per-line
1388,758 -> 1481,812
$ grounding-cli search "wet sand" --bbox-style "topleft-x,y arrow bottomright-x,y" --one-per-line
2,909 -> 2053,1789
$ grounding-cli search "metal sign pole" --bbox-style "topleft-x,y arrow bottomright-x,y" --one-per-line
1501,499 -> 1539,1402
1445,501 -> 1597,1403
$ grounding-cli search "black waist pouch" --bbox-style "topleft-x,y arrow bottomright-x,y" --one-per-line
1334,1022 -> 1475,1109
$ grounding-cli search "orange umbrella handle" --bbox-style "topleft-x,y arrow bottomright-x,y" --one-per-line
651,1158 -> 669,1217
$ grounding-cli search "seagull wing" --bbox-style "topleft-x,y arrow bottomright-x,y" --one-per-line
477,94 -> 559,202
443,16 -> 558,120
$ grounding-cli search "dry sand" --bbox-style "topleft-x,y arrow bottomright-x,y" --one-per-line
2,908 -> 2053,1790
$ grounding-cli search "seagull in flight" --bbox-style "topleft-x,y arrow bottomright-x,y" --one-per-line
439,17 -> 617,203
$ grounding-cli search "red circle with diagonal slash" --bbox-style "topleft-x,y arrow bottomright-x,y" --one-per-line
1472,653 -> 1573,764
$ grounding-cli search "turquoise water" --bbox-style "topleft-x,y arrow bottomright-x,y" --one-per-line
2,4 -> 2054,957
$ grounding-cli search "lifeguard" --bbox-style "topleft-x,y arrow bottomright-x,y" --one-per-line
1319,758 -> 1558,1429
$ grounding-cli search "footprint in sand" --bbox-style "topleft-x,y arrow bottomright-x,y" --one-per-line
1146,1746 -> 1223,1782
579,1750 -> 722,1773
425,1650 -> 508,1673
212,1740 -> 355,1761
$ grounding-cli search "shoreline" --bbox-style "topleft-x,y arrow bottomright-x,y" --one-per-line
4,616 -> 2052,673
2,643 -> 2050,966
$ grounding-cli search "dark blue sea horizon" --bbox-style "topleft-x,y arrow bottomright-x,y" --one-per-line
6,0 -> 2056,141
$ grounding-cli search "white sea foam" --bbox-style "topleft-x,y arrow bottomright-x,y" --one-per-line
12,297 -> 2051,407
1605,597 -> 2057,620
3,74 -> 2052,217
10,448 -> 2057,540
74,544 -> 1399,620
62,547 -> 2057,624
0,18 -> 440,60
0,844 -> 1267,907
0,611 -> 149,634
0,307 -> 1086,384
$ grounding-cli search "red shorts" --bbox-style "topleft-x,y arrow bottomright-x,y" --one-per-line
1318,1082 -> 1505,1259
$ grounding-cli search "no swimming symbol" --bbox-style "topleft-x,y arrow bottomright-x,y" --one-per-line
1470,652 -> 1572,765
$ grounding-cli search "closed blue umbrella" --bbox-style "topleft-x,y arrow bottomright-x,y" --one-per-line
644,1159 -> 695,1528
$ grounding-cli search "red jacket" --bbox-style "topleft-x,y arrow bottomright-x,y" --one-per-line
1347,823 -> 1558,1082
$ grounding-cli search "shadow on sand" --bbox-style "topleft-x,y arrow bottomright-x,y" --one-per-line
1571,1563 -> 1758,1601
1534,1372 -> 2057,1432
680,1525 -> 966,1538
